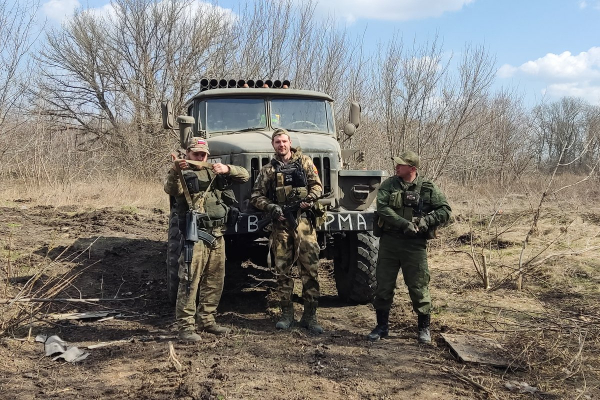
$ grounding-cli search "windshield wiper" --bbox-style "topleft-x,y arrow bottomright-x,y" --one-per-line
236,127 -> 264,132
209,127 -> 264,134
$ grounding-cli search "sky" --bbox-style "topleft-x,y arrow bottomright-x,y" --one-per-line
39,0 -> 600,107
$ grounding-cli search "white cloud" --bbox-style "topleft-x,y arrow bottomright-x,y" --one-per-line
579,1 -> 587,8
42,0 -> 80,23
498,47 -> 600,104
543,83 -> 600,104
305,0 -> 475,23
498,48 -> 600,80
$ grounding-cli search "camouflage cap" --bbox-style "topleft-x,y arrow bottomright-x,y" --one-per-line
271,128 -> 291,141
187,137 -> 210,154
392,151 -> 420,168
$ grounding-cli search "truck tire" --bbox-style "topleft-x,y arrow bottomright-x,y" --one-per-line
333,231 -> 378,304
166,208 -> 181,305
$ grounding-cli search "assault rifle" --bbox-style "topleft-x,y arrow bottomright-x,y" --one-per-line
256,192 -> 331,231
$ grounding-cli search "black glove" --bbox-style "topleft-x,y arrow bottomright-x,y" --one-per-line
402,222 -> 419,236
416,217 -> 428,233
266,204 -> 283,220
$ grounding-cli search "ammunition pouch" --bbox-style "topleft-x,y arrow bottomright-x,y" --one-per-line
403,191 -> 420,208
184,173 -> 201,194
226,206 -> 240,227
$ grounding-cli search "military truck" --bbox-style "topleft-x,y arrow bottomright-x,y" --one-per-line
161,78 -> 387,304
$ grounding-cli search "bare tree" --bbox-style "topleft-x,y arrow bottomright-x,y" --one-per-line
532,97 -> 598,173
0,0 -> 41,162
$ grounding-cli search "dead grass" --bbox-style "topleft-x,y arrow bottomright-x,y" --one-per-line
0,176 -> 169,210
1,173 -> 600,398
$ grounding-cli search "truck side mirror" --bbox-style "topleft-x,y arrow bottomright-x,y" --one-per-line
177,116 -> 195,148
344,101 -> 361,137
161,100 -> 174,129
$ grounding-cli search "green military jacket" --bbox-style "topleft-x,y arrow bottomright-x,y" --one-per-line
164,164 -> 249,236
250,148 -> 323,211
377,174 -> 451,237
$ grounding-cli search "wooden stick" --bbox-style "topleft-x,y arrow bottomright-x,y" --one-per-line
0,297 -> 141,304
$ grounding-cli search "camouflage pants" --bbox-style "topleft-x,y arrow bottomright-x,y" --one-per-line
270,217 -> 320,303
176,235 -> 225,331
373,233 -> 432,315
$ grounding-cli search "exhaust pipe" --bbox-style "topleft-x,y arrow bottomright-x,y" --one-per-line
237,79 -> 246,88
219,79 -> 228,88
209,79 -> 219,89
265,80 -> 273,88
246,79 -> 255,88
228,79 -> 237,88
255,79 -> 264,88
273,80 -> 282,88
282,80 -> 290,89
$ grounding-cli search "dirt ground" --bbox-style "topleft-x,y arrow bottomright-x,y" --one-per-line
1,201 -> 599,400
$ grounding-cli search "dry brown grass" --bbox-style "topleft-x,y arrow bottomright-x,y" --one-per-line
0,176 -> 169,210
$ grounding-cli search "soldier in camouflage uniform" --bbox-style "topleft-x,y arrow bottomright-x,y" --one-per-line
164,138 -> 249,342
367,151 -> 451,344
250,129 -> 324,334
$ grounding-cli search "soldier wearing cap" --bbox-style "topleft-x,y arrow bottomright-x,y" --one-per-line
164,137 -> 249,342
367,150 -> 451,344
250,128 -> 324,334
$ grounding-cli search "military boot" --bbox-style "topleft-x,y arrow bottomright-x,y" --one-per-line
367,309 -> 389,341
299,301 -> 323,334
417,314 -> 431,344
179,330 -> 202,342
201,325 -> 231,335
275,301 -> 295,330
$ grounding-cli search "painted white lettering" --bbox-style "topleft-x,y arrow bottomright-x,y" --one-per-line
338,213 -> 353,231
357,213 -> 367,231
324,213 -> 335,229
248,215 -> 259,233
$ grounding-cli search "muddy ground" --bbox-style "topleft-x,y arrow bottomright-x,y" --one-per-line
1,203 -> 598,400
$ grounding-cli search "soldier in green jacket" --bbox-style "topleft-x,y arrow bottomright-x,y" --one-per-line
164,138 -> 249,342
367,151 -> 451,344
250,129 -> 324,334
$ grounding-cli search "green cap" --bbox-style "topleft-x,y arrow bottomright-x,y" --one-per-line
392,151 -> 420,168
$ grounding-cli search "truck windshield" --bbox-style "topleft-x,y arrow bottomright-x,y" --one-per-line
198,97 -> 334,135
201,98 -> 266,134
271,98 -> 333,134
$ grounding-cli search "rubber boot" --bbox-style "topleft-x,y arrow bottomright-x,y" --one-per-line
299,301 -> 323,334
179,330 -> 202,342
275,301 -> 295,330
417,314 -> 431,344
201,325 -> 231,335
367,309 -> 389,341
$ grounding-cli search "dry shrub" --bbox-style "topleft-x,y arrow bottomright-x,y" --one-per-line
0,245 -> 89,336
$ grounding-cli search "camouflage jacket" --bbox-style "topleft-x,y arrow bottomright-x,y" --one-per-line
377,174 -> 451,233
164,164 -> 249,236
250,148 -> 323,210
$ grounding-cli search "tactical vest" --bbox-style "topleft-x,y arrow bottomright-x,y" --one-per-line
269,158 -> 308,205
387,178 -> 424,221
384,177 -> 436,238
179,170 -> 234,228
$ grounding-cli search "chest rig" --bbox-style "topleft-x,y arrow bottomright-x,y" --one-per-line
270,158 -> 308,205
388,178 -> 424,220
182,169 -> 229,224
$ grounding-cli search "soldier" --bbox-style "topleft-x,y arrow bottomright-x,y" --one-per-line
368,151 -> 451,344
164,138 -> 249,342
250,129 -> 324,334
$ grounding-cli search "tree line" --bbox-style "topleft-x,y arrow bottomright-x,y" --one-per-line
0,0 -> 598,183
